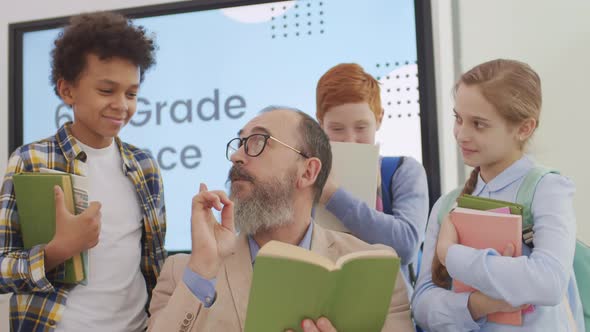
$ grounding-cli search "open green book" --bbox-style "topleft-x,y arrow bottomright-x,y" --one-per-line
244,240 -> 400,332
12,173 -> 87,284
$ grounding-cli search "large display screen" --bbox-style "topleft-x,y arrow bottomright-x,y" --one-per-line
9,0 -> 438,251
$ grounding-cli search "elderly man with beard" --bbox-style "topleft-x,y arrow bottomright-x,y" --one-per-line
147,107 -> 413,332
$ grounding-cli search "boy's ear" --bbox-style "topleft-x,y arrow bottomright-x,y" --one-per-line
376,107 -> 384,130
57,78 -> 75,105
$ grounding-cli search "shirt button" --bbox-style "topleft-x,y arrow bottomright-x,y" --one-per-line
205,296 -> 212,304
186,313 -> 194,320
182,319 -> 190,326
48,320 -> 56,326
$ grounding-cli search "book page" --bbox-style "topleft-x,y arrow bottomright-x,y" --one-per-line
314,142 -> 379,232
258,241 -> 336,271
335,249 -> 397,268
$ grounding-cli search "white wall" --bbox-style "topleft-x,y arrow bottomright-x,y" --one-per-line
430,0 -> 462,194
455,0 -> 590,242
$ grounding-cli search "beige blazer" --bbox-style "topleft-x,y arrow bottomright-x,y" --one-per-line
148,223 -> 413,332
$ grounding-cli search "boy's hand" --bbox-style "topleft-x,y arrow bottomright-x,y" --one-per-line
45,185 -> 101,270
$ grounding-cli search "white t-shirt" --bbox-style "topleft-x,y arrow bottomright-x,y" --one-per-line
56,140 -> 147,332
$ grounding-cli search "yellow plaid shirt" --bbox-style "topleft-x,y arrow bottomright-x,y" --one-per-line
0,123 -> 167,331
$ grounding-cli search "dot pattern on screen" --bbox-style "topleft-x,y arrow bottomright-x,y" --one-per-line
373,61 -> 420,120
270,0 -> 324,38
372,62 -> 422,161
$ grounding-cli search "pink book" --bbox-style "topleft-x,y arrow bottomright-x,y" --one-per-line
450,207 -> 523,326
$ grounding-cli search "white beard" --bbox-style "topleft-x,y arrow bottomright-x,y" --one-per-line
231,170 -> 296,236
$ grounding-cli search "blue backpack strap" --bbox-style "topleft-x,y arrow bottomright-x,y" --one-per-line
437,187 -> 463,225
381,156 -> 417,284
380,156 -> 402,215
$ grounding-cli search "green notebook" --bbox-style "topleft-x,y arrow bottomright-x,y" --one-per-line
12,173 -> 86,284
244,240 -> 400,332
457,194 -> 523,215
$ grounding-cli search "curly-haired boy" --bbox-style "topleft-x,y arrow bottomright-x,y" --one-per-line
0,11 -> 166,332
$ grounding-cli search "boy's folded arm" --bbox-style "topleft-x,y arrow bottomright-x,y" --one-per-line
0,152 -> 59,293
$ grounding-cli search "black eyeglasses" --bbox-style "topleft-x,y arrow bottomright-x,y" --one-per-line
226,133 -> 309,161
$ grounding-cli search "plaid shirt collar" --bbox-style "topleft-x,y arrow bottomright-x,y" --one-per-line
56,122 -> 135,174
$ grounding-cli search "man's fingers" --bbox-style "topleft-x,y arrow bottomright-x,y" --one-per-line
195,183 -> 231,209
292,318 -> 336,332
193,192 -> 218,210
211,190 -> 232,206
302,319 -> 320,332
221,199 -> 235,232
201,192 -> 223,210
316,317 -> 336,332
195,190 -> 233,211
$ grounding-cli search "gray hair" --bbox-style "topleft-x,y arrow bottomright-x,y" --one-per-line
258,105 -> 332,203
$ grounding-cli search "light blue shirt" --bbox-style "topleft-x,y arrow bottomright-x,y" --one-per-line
183,222 -> 314,307
412,156 -> 585,331
325,156 -> 429,296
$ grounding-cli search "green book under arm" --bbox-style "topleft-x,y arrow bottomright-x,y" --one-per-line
244,240 -> 400,332
12,173 -> 86,284
457,194 -> 523,215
